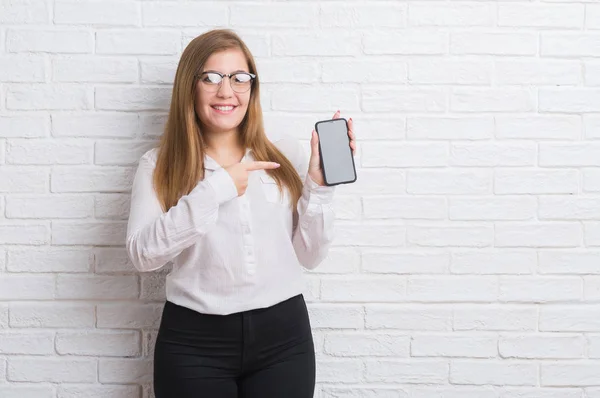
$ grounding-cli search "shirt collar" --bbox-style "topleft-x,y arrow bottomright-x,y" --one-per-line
204,148 -> 253,171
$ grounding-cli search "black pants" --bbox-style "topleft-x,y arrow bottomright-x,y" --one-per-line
153,294 -> 316,398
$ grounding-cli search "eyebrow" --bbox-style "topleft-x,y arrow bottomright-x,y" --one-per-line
202,69 -> 249,74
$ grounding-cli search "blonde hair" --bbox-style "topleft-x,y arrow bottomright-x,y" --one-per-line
153,29 -> 303,212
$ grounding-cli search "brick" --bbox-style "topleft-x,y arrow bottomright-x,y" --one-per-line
273,33 -> 361,56
142,3 -> 227,27
316,359 -> 364,383
495,223 -> 582,248
1,0 -> 49,24
0,55 -> 45,82
540,305 -> 600,332
6,195 -> 93,218
140,58 -> 178,84
325,333 -> 409,357
321,277 -> 406,302
363,143 -> 448,168
307,304 -> 364,329
451,250 -> 536,274
96,31 -> 180,55
7,247 -> 92,272
0,385 -> 54,398
52,113 -> 138,138
500,334 -> 584,359
495,169 -> 579,194
58,385 -> 141,398
0,167 -> 48,192
54,0 -> 139,25
365,360 -> 447,383
538,87 -> 600,113
542,33 -> 600,57
363,88 -> 446,113
321,4 -> 406,28
52,221 -> 126,245
99,358 -> 153,383
409,3 -> 493,26
364,32 -> 447,55
496,60 -> 580,86
412,334 -> 497,358
322,59 -> 407,84
0,224 -> 49,245
0,115 -> 49,138
409,59 -> 491,85
56,331 -> 140,356
51,166 -> 135,192
451,361 -> 536,386
334,224 -> 405,247
95,141 -> 156,165
451,89 -> 534,112
454,305 -> 537,331
53,56 -> 138,83
540,251 -> 600,274
540,143 -> 600,166
271,86 -> 359,112
500,277 -> 582,302
97,303 -> 162,329
407,225 -> 493,248
449,197 -> 536,221
362,250 -> 448,274
413,387 -> 495,398
408,276 -> 497,302
56,274 -> 138,299
7,85 -> 92,110
407,117 -> 493,140
231,4 -> 316,27
140,273 -> 166,301
7,29 -> 92,53
539,196 -> 600,220
366,305 -> 452,331
542,363 -> 600,386
584,168 -> 600,192
308,247 -> 359,275
408,169 -> 492,195
495,116 -> 581,140
451,32 -> 537,55
6,140 -> 91,165
8,357 -> 96,383
499,4 -> 583,28
95,247 -> 138,273
10,303 -> 95,328
323,387 -> 408,398
95,194 -> 131,220
95,87 -> 171,111
451,142 -> 535,167
0,331 -> 54,354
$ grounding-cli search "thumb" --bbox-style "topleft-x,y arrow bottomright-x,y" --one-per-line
310,130 -> 319,155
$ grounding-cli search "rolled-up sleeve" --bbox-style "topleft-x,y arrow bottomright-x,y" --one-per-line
126,152 -> 238,272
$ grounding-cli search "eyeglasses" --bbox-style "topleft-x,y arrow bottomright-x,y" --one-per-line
196,71 -> 256,93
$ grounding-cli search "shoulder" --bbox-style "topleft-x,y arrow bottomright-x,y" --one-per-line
139,147 -> 159,168
271,135 -> 307,171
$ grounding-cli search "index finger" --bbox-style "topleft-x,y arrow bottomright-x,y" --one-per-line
244,161 -> 281,171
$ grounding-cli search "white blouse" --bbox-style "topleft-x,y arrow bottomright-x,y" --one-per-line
126,136 -> 336,315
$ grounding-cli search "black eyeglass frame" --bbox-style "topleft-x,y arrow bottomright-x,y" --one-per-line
195,71 -> 257,93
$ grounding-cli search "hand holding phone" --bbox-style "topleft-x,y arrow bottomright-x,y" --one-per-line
311,114 -> 357,186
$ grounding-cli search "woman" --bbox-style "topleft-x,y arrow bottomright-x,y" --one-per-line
126,29 -> 356,398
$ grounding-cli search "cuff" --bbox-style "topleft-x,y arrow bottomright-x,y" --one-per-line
304,173 -> 335,205
206,168 -> 238,204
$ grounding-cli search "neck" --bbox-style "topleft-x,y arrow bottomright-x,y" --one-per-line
203,128 -> 245,160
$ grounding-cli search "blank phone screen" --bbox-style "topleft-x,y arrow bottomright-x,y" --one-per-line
316,118 -> 356,185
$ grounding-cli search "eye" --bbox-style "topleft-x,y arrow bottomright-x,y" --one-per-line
202,72 -> 222,84
232,73 -> 252,84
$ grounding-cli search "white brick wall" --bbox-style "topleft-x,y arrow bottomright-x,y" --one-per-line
2,1 -> 600,397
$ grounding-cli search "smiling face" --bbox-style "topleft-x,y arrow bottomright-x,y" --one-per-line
194,48 -> 252,137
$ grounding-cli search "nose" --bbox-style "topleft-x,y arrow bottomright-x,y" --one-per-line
216,76 -> 234,97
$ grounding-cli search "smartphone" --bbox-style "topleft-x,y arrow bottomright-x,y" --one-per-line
314,117 -> 357,186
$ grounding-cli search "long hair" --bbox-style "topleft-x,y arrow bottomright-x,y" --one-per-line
153,29 -> 303,212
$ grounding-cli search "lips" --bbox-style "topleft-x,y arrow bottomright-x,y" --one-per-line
211,105 -> 237,114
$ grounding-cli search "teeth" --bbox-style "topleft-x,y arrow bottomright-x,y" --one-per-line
213,106 -> 234,111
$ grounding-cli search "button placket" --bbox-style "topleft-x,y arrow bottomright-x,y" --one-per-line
238,194 -> 256,275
